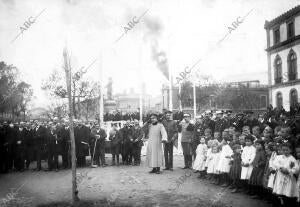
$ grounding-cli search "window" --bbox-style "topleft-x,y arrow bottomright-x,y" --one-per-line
274,55 -> 282,84
274,28 -> 280,44
287,21 -> 295,39
288,50 -> 297,81
260,95 -> 267,108
276,92 -> 283,108
290,89 -> 298,107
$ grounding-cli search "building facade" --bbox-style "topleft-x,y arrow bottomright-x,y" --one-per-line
265,5 -> 300,110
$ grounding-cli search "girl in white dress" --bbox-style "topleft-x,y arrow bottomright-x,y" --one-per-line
273,142 -> 299,206
217,137 -> 233,186
193,137 -> 208,178
240,135 -> 256,193
207,145 -> 220,184
295,145 -> 300,204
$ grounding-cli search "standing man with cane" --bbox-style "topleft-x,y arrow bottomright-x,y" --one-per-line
90,123 -> 107,167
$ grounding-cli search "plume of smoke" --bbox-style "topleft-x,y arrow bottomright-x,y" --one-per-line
143,16 -> 169,80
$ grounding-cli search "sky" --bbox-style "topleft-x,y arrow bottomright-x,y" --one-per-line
0,0 -> 299,108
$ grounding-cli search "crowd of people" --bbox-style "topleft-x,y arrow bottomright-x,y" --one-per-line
1,106 -> 300,206
172,108 -> 300,207
0,119 -> 145,173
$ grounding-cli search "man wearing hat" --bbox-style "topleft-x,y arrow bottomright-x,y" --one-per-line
203,112 -> 214,133
90,123 -> 107,167
131,119 -> 144,166
243,110 -> 259,132
233,113 -> 245,133
74,121 -> 90,167
57,121 -> 70,169
14,122 -> 27,171
146,113 -> 167,174
109,123 -> 122,166
193,116 -> 204,160
179,113 -> 194,169
214,110 -> 227,134
33,121 -> 47,171
162,110 -> 178,171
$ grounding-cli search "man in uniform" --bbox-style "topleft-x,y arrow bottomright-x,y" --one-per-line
179,113 -> 194,169
193,116 -> 203,160
214,111 -> 227,134
131,119 -> 144,166
203,111 -> 214,133
162,111 -> 178,171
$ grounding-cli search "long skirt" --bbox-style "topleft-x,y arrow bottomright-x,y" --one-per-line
229,160 -> 241,181
249,167 -> 264,186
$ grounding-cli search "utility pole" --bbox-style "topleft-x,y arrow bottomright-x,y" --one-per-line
63,47 -> 79,204
99,51 -> 104,126
193,81 -> 196,118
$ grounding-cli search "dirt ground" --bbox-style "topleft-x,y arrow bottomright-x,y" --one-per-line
0,155 -> 271,207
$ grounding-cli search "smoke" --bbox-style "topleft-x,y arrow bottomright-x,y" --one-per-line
143,16 -> 169,80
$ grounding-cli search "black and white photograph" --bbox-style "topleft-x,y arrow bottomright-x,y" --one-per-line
1,0 -> 300,206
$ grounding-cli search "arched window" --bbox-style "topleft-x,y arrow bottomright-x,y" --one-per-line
290,89 -> 298,107
288,50 -> 297,81
274,55 -> 282,84
276,92 -> 283,108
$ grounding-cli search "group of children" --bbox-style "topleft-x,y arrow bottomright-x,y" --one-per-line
192,125 -> 300,207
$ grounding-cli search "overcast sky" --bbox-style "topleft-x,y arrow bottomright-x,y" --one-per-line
0,0 -> 298,108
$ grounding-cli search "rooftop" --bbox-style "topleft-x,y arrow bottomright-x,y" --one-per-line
264,5 -> 300,29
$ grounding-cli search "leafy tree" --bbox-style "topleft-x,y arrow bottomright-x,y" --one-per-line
41,66 -> 100,119
0,61 -> 33,119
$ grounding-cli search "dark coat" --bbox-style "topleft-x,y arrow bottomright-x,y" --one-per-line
131,126 -> 144,147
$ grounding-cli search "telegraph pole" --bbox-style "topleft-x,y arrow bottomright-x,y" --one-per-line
99,50 -> 104,126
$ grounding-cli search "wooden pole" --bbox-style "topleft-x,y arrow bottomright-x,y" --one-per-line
63,47 -> 79,204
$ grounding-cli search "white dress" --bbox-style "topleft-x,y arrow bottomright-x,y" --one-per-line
272,155 -> 299,197
216,144 -> 233,173
267,152 -> 277,189
207,152 -> 220,174
205,148 -> 212,168
193,144 -> 208,171
296,160 -> 300,201
241,145 -> 256,180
